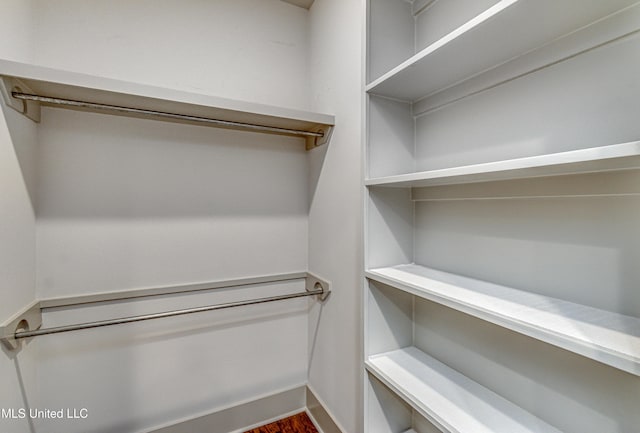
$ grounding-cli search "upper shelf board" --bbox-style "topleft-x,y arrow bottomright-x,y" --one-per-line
366,141 -> 640,188
367,347 -> 563,433
366,264 -> 640,376
366,0 -> 639,101
0,59 -> 334,149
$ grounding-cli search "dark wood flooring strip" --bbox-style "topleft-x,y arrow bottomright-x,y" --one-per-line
244,411 -> 318,433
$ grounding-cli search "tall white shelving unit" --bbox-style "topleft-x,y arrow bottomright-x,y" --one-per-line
364,1 -> 640,432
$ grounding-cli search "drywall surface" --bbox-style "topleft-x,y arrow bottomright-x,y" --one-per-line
34,280 -> 309,433
30,0 -> 310,111
0,96 -> 38,433
0,0 -> 33,63
0,343 -> 36,433
33,110 -> 310,431
308,0 -> 364,432
0,6 -> 38,433
0,95 -> 37,332
0,0 -> 36,320
19,1 -> 316,431
35,108 -> 309,298
415,197 -> 640,316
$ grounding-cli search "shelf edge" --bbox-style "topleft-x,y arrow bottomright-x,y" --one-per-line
365,0 -> 518,94
365,141 -> 640,188
366,267 -> 640,376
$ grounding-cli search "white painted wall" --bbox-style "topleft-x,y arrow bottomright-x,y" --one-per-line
0,4 -> 38,432
34,280 -> 310,433
31,108 -> 311,433
0,97 -> 38,433
0,2 -> 36,332
0,1 -> 324,432
2,1 -> 366,431
30,0 -> 310,110
35,109 -> 309,298
308,0 -> 363,432
0,0 -> 33,64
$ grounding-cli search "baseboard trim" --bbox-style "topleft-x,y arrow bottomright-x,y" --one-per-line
147,385 -> 306,433
306,386 -> 344,433
146,384 -> 344,433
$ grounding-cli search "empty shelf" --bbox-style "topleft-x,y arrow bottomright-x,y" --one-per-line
366,0 -> 638,101
366,347 -> 562,433
365,141 -> 640,188
0,59 -> 334,149
366,264 -> 640,376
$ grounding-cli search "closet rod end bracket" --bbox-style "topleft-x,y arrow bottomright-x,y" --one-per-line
306,125 -> 333,151
306,272 -> 331,302
0,76 -> 41,122
0,300 -> 42,352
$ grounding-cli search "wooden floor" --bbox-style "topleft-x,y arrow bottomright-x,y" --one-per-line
244,412 -> 318,433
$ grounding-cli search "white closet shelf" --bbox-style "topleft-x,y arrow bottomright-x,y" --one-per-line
0,59 -> 334,149
366,0 -> 638,101
365,141 -> 640,188
366,347 -> 563,433
366,264 -> 640,376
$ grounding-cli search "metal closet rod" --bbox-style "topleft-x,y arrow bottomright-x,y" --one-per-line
11,92 -> 325,138
14,286 -> 325,340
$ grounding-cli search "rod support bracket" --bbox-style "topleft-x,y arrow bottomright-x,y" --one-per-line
0,76 -> 41,122
306,125 -> 333,150
0,300 -> 42,351
305,272 -> 331,302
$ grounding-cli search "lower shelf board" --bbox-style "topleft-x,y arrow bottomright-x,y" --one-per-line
366,347 -> 562,433
366,264 -> 640,376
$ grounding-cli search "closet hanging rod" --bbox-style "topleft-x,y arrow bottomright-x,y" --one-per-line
13,284 -> 327,340
11,92 -> 325,138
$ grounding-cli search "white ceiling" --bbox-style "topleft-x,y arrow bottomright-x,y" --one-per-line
280,0 -> 314,9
